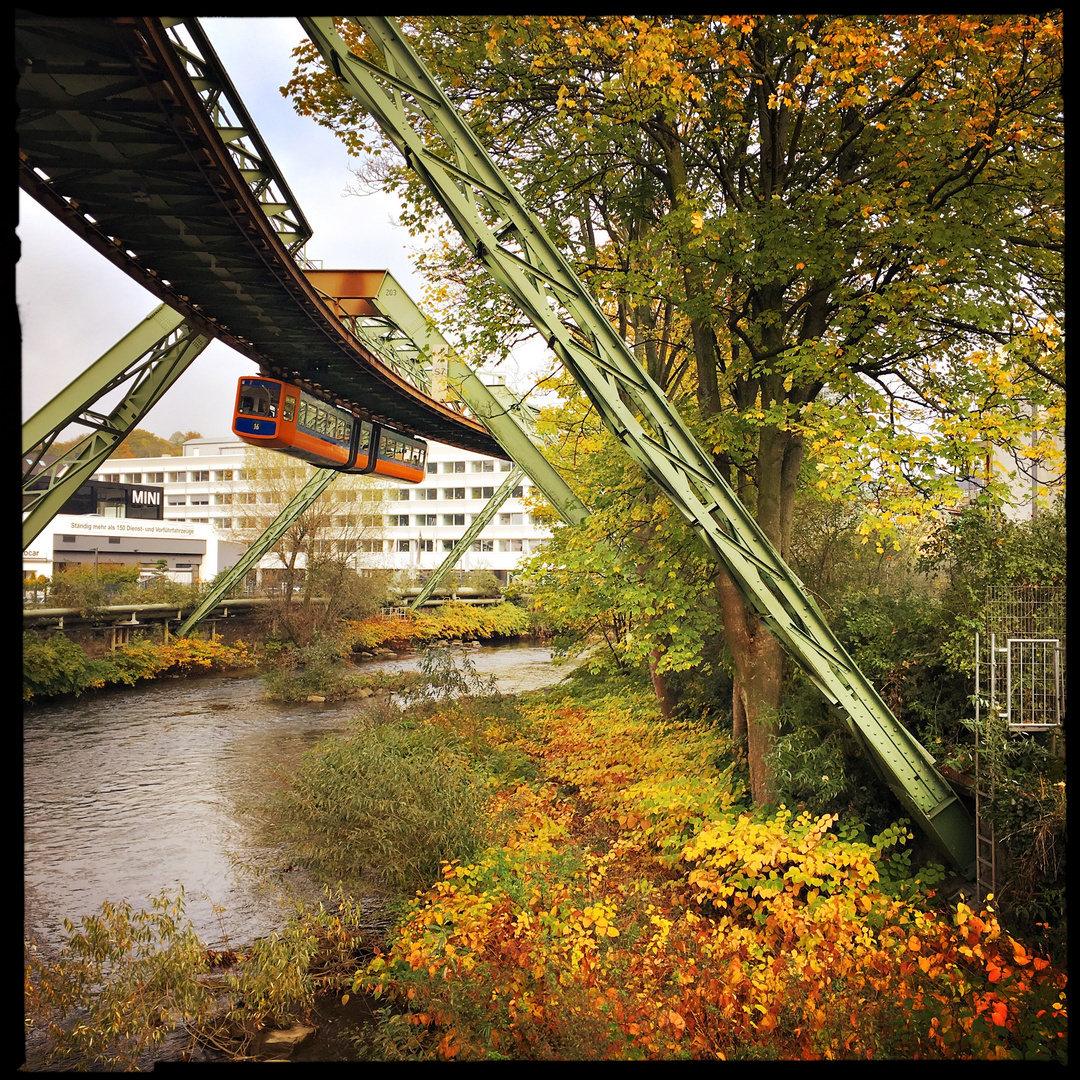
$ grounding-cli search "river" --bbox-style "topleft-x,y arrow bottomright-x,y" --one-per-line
22,641 -> 568,1064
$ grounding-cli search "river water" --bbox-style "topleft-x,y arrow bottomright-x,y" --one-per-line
23,642 -> 567,960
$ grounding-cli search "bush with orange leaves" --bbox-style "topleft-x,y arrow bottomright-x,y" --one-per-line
354,681 -> 1066,1060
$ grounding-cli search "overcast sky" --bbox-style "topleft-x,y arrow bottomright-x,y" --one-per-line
18,17 -> 536,445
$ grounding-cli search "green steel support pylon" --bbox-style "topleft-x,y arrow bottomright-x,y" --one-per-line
22,305 -> 212,550
175,467 -> 339,638
296,16 -> 975,873
345,269 -> 589,529
409,465 -> 525,610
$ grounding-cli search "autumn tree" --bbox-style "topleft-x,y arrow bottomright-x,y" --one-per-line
285,15 -> 1063,802
223,450 -> 392,643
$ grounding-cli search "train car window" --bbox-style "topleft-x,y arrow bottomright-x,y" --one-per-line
239,382 -> 278,417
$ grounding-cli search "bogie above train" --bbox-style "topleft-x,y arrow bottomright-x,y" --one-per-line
232,376 -> 427,483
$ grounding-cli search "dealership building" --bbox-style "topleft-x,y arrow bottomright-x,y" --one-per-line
23,512 -> 247,585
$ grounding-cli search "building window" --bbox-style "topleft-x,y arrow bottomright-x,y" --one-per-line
418,539 -> 434,552
396,539 -> 411,552
387,514 -> 408,527
392,488 -> 410,501
360,539 -> 384,552
441,540 -> 456,551
416,514 -> 437,526
500,461 -> 512,471
216,470 -> 233,482
471,486 -> 495,499
444,487 -> 465,500
191,470 -> 210,482
471,459 -> 495,473
471,539 -> 494,552
190,495 -> 209,505
168,472 -> 186,483
168,495 -> 186,506
499,513 -> 524,525
427,462 -> 437,474
443,514 -> 465,526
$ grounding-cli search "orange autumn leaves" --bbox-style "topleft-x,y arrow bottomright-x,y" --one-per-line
356,691 -> 1066,1059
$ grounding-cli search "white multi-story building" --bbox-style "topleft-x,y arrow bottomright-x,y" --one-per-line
93,435 -> 552,586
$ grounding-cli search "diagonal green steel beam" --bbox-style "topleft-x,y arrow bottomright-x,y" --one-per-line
363,272 -> 588,528
175,467 -> 340,637
22,305 -> 212,550
296,16 -> 974,872
409,464 -> 524,609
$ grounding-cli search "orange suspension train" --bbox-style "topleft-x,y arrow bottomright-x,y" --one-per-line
231,376 -> 428,483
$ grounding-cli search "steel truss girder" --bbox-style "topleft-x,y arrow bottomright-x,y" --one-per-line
297,16 -> 974,872
409,465 -> 525,610
174,467 -> 340,638
358,272 -> 589,529
162,18 -> 313,255
22,305 -> 212,550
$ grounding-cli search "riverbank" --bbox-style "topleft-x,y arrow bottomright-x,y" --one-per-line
22,641 -> 567,1068
333,675 -> 1070,1061
22,602 -> 535,704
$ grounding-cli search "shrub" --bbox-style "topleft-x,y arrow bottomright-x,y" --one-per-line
260,639 -> 358,702
23,633 -> 254,702
23,631 -> 114,701
266,721 -> 493,896
357,689 -> 1068,1061
342,602 -> 530,653
24,887 -> 372,1069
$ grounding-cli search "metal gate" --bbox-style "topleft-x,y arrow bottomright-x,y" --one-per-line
978,633 -> 1066,732
973,606 -> 1066,900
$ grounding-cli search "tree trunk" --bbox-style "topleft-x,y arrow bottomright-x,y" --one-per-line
715,567 -> 784,805
648,645 -> 677,720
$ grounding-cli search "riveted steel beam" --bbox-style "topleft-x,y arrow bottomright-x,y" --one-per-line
409,464 -> 525,609
357,270 -> 589,528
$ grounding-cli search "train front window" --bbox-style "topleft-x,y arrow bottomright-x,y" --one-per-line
238,381 -> 279,418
